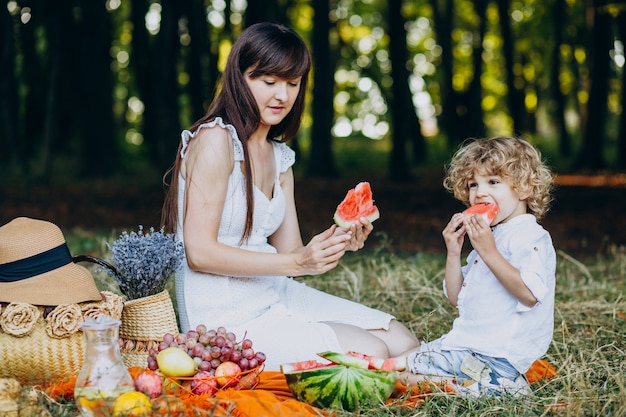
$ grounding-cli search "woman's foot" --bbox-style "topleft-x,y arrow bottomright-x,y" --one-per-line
345,351 -> 407,371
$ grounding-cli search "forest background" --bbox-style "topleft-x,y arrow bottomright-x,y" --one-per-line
2,3 -> 626,415
1,0 -> 625,257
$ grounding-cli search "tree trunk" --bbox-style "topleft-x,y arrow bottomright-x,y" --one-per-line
39,1 -> 80,180
76,0 -> 117,177
496,0 -> 525,134
576,1 -> 610,170
130,0 -> 156,163
152,0 -> 182,172
460,0 -> 486,140
40,14 -> 61,180
430,0 -> 463,146
129,0 -> 181,172
387,0 -> 425,180
307,0 -> 337,177
550,0 -> 571,158
0,4 -> 19,173
16,0 -> 46,167
183,0 -> 212,123
617,12 -> 626,168
245,0 -> 289,26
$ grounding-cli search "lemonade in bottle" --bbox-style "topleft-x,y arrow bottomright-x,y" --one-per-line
74,315 -> 134,417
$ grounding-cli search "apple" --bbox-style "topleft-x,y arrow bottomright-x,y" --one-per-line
134,369 -> 163,399
214,361 -> 242,388
190,371 -> 218,395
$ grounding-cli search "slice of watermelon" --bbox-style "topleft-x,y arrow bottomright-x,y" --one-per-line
280,360 -> 334,373
317,351 -> 370,369
333,182 -> 380,229
463,202 -> 499,225
281,355 -> 398,411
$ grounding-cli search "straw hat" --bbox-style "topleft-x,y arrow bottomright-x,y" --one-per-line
0,217 -> 103,306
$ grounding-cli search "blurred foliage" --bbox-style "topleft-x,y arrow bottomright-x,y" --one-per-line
1,0 -> 625,186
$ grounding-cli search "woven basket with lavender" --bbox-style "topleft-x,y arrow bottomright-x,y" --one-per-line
102,226 -> 184,368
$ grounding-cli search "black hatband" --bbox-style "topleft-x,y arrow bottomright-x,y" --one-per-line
0,244 -> 72,282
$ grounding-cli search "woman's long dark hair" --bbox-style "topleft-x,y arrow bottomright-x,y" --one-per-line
161,22 -> 311,242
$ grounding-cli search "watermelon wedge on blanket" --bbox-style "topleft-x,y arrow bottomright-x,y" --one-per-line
281,352 -> 398,411
316,351 -> 370,369
463,202 -> 499,225
333,182 -> 380,229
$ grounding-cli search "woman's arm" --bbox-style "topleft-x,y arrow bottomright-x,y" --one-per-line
182,130 -> 349,278
269,167 -> 351,272
268,167 -> 305,254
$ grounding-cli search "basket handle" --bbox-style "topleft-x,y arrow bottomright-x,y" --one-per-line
73,255 -> 124,282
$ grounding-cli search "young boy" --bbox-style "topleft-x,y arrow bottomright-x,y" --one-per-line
402,136 -> 556,396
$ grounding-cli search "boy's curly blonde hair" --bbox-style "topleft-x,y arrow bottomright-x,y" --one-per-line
443,136 -> 555,220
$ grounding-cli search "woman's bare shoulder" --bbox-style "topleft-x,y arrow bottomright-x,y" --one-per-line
182,125 -> 236,178
187,125 -> 234,158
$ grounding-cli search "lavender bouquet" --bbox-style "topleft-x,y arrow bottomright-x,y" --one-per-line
105,226 -> 184,300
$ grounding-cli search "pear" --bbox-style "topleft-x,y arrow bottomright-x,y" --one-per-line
156,347 -> 197,377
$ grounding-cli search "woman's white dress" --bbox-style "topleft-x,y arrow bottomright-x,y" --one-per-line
175,118 -> 394,370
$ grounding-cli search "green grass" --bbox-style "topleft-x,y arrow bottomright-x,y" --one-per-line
313,246 -> 626,416
19,231 -> 626,416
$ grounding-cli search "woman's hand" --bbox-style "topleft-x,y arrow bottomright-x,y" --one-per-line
334,218 -> 374,251
296,225 -> 351,275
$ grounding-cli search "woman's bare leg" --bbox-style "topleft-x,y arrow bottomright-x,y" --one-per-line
325,322 -> 390,357
369,319 -> 420,357
326,319 -> 420,359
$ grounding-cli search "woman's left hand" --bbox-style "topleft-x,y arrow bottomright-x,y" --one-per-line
334,218 -> 374,251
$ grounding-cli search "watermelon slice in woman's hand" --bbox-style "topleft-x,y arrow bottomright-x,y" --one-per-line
333,182 -> 380,229
463,202 -> 499,225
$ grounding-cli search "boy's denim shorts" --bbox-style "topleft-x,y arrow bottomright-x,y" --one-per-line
407,337 -> 520,384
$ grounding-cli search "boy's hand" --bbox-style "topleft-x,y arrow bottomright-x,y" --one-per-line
442,213 -> 466,256
464,214 -> 496,254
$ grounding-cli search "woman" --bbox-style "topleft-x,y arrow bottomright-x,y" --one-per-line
162,22 -> 419,370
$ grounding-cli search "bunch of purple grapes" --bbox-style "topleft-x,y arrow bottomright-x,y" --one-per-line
147,324 -> 267,375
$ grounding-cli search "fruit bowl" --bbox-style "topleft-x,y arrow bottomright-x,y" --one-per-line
282,361 -> 397,411
147,325 -> 268,397
160,365 -> 264,396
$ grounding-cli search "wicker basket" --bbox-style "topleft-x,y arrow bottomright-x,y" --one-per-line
119,289 -> 180,368
0,292 -> 124,385
72,256 -> 181,368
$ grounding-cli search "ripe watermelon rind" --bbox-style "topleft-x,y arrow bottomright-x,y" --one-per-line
283,364 -> 398,411
317,351 -> 370,369
333,208 -> 380,229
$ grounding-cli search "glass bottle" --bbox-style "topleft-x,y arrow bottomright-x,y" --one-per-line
74,315 -> 135,417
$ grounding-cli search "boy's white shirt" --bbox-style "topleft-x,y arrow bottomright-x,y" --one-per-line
441,213 -> 556,373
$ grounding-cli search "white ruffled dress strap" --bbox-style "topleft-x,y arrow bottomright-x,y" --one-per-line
274,141 -> 295,174
180,117 -> 244,161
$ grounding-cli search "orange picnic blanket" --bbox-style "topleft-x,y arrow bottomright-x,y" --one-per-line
43,360 -> 556,416
43,371 -> 327,417
212,371 -> 327,416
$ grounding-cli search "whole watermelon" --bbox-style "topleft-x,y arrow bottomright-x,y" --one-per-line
281,356 -> 398,411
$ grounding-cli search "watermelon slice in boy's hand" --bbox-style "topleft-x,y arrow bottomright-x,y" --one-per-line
333,182 -> 380,229
463,202 -> 499,225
